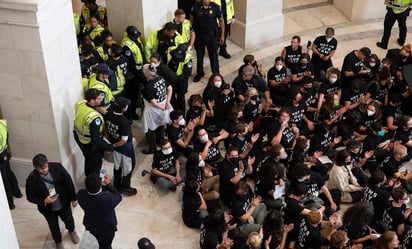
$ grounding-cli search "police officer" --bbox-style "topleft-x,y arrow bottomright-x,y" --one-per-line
377,0 -> 412,49
96,30 -> 115,62
86,63 -> 115,109
0,117 -> 22,210
190,0 -> 225,82
173,8 -> 196,49
81,15 -> 105,46
167,43 -> 193,113
211,0 -> 234,59
121,26 -> 146,120
80,0 -> 107,31
73,88 -> 113,176
145,22 -> 184,63
107,44 -> 130,98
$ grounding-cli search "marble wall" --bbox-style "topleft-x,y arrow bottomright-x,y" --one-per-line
334,0 -> 386,21
106,0 -> 177,44
231,0 -> 284,48
0,0 -> 84,184
0,175 -> 18,249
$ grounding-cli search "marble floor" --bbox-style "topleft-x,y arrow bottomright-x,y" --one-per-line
10,1 -> 412,249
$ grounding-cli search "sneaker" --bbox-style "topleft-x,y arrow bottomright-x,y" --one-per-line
219,50 -> 231,59
193,73 -> 205,82
9,203 -> 15,210
397,38 -> 404,46
120,187 -> 138,196
376,42 -> 387,49
69,231 -> 79,244
56,242 -> 65,249
13,192 -> 23,198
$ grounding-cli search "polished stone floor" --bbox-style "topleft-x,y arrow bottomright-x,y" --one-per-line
10,1 -> 412,248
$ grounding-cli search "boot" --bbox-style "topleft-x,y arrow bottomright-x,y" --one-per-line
142,130 -> 157,154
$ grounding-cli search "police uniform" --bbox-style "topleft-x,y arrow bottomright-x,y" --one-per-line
107,56 -> 129,98
191,2 -> 223,79
211,0 -> 235,58
86,73 -> 114,108
145,28 -> 184,63
73,100 -> 113,176
167,44 -> 193,113
121,28 -> 146,119
378,0 -> 412,49
80,1 -> 107,32
0,119 -> 22,210
173,18 -> 193,44
82,23 -> 105,46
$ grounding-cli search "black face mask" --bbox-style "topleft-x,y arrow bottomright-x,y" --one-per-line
191,106 -> 201,112
229,157 -> 239,165
250,95 -> 258,101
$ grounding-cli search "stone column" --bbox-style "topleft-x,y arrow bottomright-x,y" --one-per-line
334,0 -> 386,21
106,0 -> 177,42
0,0 -> 84,183
231,0 -> 284,48
0,175 -> 18,248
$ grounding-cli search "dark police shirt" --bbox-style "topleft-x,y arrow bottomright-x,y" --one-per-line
190,3 -> 222,35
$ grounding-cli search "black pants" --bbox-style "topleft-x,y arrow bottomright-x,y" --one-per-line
380,7 -> 409,46
43,206 -> 75,243
90,230 -> 115,249
0,157 -> 21,208
74,132 -> 103,176
171,77 -> 189,113
219,23 -> 230,52
195,32 -> 219,75
311,57 -> 333,81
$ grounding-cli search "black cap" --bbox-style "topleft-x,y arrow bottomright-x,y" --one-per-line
96,63 -> 112,75
81,0 -> 96,3
360,47 -> 371,59
126,26 -> 141,40
170,43 -> 189,61
137,237 -> 155,249
113,97 -> 131,110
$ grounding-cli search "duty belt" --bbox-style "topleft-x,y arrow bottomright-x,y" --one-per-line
390,3 -> 409,8
73,125 -> 91,138
0,144 -> 8,155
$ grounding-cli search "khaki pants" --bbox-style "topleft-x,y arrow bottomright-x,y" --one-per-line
202,175 -> 220,201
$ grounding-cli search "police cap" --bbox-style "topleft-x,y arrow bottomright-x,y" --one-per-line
170,43 -> 189,61
126,26 -> 141,40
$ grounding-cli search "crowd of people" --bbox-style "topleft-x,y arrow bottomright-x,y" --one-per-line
2,0 -> 412,249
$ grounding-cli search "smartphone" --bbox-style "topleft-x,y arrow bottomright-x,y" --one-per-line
99,168 -> 107,179
49,188 -> 56,197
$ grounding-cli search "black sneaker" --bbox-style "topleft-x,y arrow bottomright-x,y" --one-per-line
219,51 -> 231,59
120,187 -> 138,196
376,42 -> 387,49
397,38 -> 404,46
193,73 -> 205,82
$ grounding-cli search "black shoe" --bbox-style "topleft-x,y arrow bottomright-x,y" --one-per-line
9,203 -> 15,210
13,193 -> 23,198
131,113 -> 140,120
219,51 -> 231,59
169,185 -> 177,192
120,187 -> 137,196
376,42 -> 387,49
193,73 -> 205,82
142,148 -> 156,154
397,38 -> 404,46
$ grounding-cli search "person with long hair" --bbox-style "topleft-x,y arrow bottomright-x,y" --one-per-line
371,231 -> 399,249
261,210 -> 294,249
342,202 -> 378,248
182,180 -> 207,228
319,92 -> 346,128
200,209 -> 235,249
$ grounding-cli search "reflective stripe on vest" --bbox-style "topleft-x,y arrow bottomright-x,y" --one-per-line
174,20 -> 192,43
386,0 -> 411,13
83,24 -> 105,41
112,65 -> 126,96
96,46 -> 109,61
0,119 -> 7,154
74,100 -> 103,144
211,0 -> 235,23
121,35 -> 144,70
176,54 -> 193,76
73,13 -> 80,36
87,73 -> 113,108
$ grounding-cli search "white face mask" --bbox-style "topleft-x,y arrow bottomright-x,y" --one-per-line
329,77 -> 337,84
151,62 -> 160,68
404,197 -> 410,204
198,160 -> 205,168
280,152 -> 288,159
200,134 -> 209,143
178,118 -> 186,126
162,147 -> 173,155
369,63 -> 376,68
214,81 -> 222,88
367,110 -> 375,117
276,65 -> 283,71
